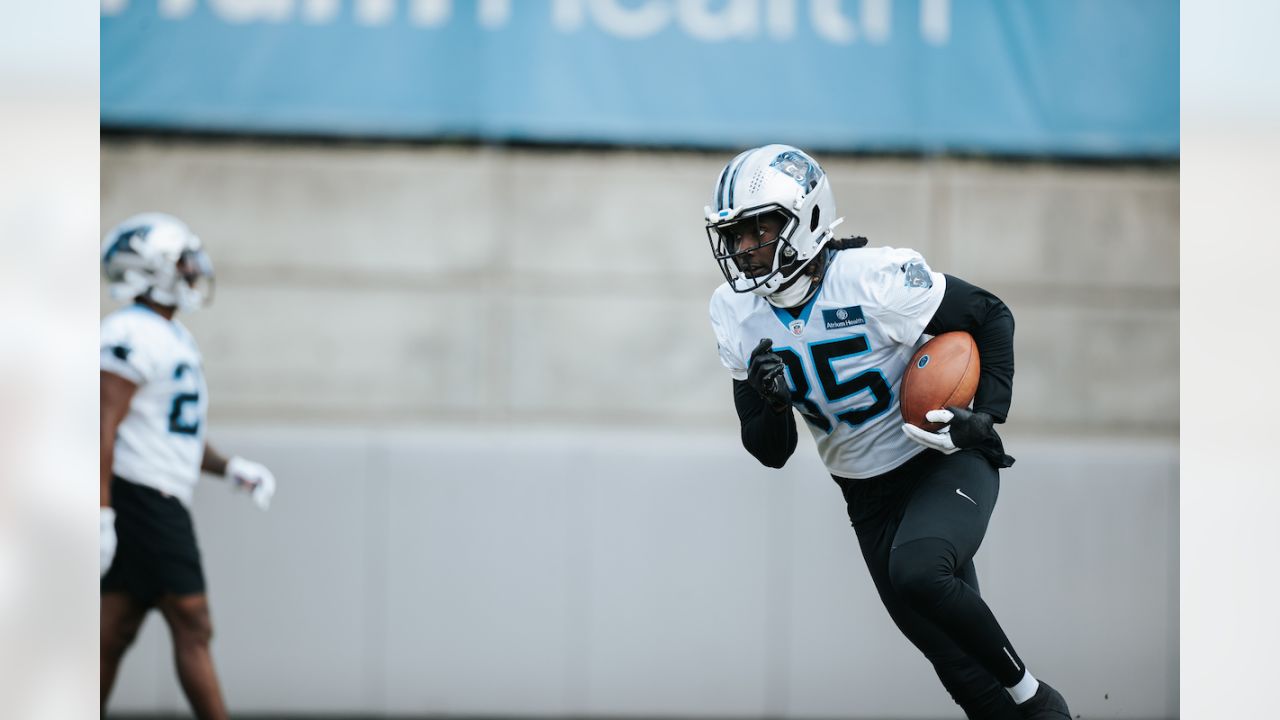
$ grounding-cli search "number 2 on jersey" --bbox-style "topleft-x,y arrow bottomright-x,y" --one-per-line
169,363 -> 201,435
773,335 -> 893,433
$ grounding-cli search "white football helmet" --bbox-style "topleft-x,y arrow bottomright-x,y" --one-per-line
705,144 -> 843,301
102,212 -> 214,312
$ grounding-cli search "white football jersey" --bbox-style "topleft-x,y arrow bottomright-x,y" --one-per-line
100,305 -> 208,506
709,247 -> 947,479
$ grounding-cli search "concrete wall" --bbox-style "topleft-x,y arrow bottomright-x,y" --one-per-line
100,139 -> 1179,718
101,140 -> 1179,434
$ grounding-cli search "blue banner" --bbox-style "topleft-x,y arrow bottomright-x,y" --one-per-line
101,1 -> 1179,157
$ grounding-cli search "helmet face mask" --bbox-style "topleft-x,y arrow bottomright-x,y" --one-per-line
174,248 -> 216,310
704,145 -> 843,298
102,213 -> 215,312
706,206 -> 800,291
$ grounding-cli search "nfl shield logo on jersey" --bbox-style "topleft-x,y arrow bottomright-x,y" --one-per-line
789,319 -> 805,336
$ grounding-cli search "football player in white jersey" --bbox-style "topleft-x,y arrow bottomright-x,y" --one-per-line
99,213 -> 277,719
706,146 -> 1070,720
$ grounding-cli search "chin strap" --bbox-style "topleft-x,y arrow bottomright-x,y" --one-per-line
757,233 -> 870,304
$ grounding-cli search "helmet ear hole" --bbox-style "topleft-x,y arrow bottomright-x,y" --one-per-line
810,206 -> 820,232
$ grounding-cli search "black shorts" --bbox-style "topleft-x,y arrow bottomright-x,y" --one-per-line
101,476 -> 206,604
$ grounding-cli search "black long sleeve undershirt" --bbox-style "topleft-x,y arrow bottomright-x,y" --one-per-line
925,274 -> 1015,423
733,378 -> 797,468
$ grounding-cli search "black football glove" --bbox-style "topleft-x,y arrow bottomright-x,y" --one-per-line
746,338 -> 791,412
901,406 -> 1015,468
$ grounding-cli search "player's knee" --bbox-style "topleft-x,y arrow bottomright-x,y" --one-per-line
169,602 -> 214,647
178,617 -> 213,648
888,538 -> 956,611
182,613 -> 213,646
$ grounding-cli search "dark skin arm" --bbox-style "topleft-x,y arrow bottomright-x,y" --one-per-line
100,371 -> 138,508
201,443 -> 229,477
103,298 -> 178,506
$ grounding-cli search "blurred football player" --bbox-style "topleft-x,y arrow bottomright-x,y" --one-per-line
705,146 -> 1070,720
99,213 -> 276,719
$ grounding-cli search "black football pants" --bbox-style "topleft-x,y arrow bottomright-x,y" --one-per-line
835,449 -> 1027,720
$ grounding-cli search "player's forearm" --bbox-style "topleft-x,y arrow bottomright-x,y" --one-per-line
926,274 -> 1014,422
733,380 -> 798,468
967,306 -> 1014,422
201,443 -> 229,476
100,432 -> 114,507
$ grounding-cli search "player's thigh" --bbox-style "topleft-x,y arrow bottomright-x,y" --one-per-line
894,450 -> 999,563
101,592 -> 150,648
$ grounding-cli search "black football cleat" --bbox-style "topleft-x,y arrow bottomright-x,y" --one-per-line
1018,680 -> 1071,719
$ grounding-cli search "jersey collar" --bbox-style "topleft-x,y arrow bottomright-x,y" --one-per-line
769,279 -> 824,335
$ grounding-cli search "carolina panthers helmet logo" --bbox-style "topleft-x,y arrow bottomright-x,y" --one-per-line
102,226 -> 146,265
770,150 -> 821,191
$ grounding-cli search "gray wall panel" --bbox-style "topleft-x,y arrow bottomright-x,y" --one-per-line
380,433 -> 578,715
576,435 -> 774,716
105,429 -> 1177,720
197,431 -> 375,713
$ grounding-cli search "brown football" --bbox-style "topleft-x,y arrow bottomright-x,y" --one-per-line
900,332 -> 980,431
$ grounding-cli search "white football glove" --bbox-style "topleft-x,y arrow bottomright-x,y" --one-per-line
901,409 -> 961,454
902,407 -> 1016,468
100,507 -> 117,577
226,456 -> 276,511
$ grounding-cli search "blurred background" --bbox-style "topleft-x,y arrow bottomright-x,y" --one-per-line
99,2 -> 1178,719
